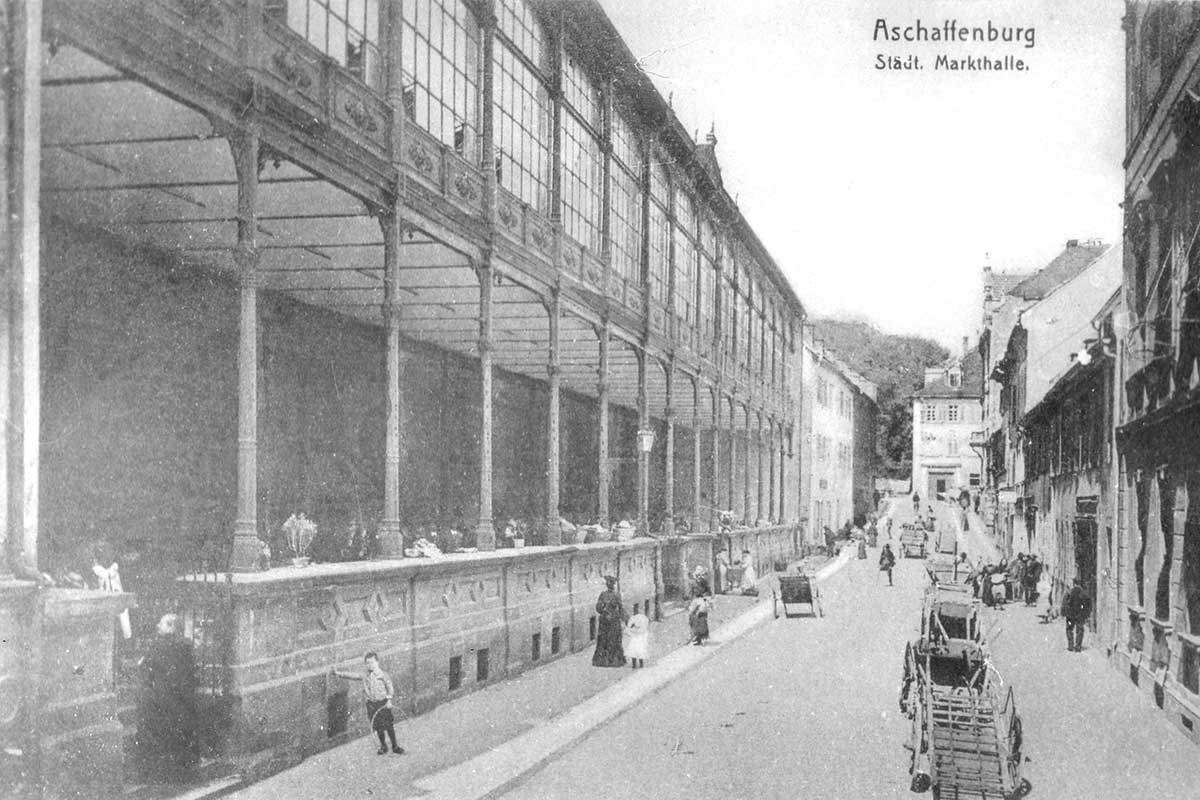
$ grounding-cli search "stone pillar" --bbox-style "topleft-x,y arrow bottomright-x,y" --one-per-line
710,389 -> 721,529
229,130 -> 262,572
765,421 -> 774,522
378,0 -> 408,558
378,213 -> 405,557
475,262 -> 496,550
727,400 -> 738,515
756,415 -> 766,523
663,360 -> 675,537
779,426 -> 789,522
2,0 -> 42,575
743,406 -> 753,523
637,350 -> 649,535
545,290 -> 562,545
692,379 -> 703,533
596,324 -> 610,525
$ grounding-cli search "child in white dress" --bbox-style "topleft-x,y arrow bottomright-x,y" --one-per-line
625,607 -> 650,668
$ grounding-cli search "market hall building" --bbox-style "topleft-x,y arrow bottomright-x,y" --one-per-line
1,0 -> 809,794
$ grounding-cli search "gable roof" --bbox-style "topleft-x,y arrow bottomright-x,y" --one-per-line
912,349 -> 984,399
1009,241 -> 1110,300
991,270 -> 1034,297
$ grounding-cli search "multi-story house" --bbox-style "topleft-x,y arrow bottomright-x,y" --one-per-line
912,348 -> 984,503
1115,0 -> 1200,745
800,338 -> 878,541
1021,290 -> 1121,640
983,240 -> 1112,556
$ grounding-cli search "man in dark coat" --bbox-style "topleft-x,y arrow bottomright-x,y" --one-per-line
879,544 -> 896,586
1023,556 -> 1042,607
1061,578 -> 1092,652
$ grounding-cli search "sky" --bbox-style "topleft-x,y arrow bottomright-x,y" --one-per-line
598,0 -> 1126,351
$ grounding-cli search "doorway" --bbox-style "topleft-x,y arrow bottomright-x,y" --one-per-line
928,472 -> 953,501
1074,515 -> 1098,628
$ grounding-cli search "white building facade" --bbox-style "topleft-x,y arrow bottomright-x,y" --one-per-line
912,352 -> 984,502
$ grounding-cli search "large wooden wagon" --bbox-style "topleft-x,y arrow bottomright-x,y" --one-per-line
899,587 -> 1025,799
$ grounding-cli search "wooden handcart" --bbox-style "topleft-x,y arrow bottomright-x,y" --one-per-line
773,573 -> 822,618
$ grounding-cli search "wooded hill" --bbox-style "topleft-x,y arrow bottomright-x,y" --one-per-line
809,318 -> 950,481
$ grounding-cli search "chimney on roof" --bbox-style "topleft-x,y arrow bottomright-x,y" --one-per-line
707,123 -> 717,146
962,336 -> 968,357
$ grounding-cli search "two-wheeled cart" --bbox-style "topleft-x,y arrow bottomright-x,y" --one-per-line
773,573 -> 822,618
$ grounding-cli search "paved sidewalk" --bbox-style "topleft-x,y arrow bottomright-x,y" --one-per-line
987,599 -> 1200,798
227,551 -> 847,800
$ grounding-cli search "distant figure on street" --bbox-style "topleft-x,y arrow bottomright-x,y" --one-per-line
879,544 -> 896,586
1062,578 -> 1091,652
823,526 -> 837,554
136,613 -> 199,781
688,593 -> 712,645
912,493 -> 921,515
1023,556 -> 1042,607
1007,555 -> 1025,602
625,608 -> 650,668
336,651 -> 404,755
955,552 -> 970,582
714,550 -> 730,594
592,575 -> 628,667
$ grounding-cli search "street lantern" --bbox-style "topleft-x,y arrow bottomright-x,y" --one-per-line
636,428 -> 656,454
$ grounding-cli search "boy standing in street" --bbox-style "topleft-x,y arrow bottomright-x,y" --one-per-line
338,652 -> 405,755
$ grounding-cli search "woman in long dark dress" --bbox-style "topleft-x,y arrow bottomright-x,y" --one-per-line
592,576 -> 628,667
137,613 -> 199,781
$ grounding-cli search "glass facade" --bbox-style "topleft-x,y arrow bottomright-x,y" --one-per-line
609,163 -> 642,283
273,0 -> 382,89
561,111 -> 603,251
673,186 -> 696,324
400,0 -> 480,157
497,0 -> 545,68
648,154 -> 670,305
648,201 -> 670,305
276,0 -> 793,377
494,41 -> 551,211
674,224 -> 696,323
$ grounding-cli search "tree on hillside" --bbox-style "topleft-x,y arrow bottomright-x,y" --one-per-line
810,318 -> 949,481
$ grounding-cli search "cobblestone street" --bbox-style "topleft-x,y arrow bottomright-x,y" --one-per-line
498,536 -> 1200,800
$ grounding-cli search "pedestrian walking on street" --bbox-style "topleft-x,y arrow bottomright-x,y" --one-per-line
1008,555 -> 1025,603
1062,578 -> 1091,652
336,652 -> 404,755
688,593 -> 712,645
1023,556 -> 1042,607
592,575 -> 628,667
625,607 -> 649,668
879,544 -> 896,586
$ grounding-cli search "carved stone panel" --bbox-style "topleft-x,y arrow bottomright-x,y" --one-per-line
332,75 -> 387,153
405,126 -> 444,190
149,0 -> 242,59
445,154 -> 483,214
